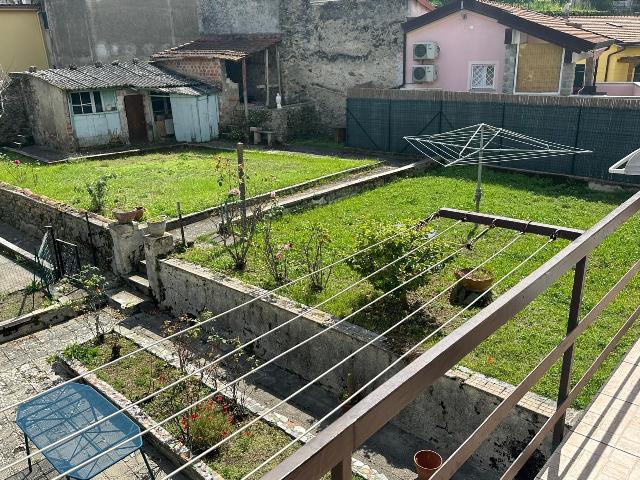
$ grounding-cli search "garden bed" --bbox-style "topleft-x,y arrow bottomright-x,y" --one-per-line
62,333 -> 363,480
181,166 -> 640,408
0,149 -> 375,220
0,289 -> 51,322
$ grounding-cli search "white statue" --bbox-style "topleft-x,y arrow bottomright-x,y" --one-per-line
276,92 -> 282,109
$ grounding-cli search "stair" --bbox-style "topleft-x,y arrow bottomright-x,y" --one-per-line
125,274 -> 151,296
106,288 -> 152,315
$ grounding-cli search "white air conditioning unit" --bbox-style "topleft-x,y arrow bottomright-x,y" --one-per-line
413,65 -> 437,83
413,42 -> 439,60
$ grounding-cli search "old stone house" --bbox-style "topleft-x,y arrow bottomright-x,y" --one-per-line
8,61 -> 220,151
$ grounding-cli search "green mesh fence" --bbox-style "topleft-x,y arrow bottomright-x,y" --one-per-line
346,95 -> 640,184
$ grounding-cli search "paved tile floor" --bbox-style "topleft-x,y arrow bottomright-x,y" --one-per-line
0,312 -> 187,480
537,338 -> 640,479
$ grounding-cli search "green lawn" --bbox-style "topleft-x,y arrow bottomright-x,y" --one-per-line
182,166 -> 640,408
0,149 -> 374,219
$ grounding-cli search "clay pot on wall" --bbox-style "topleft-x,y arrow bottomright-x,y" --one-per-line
414,450 -> 442,480
112,209 -> 140,224
147,216 -> 168,237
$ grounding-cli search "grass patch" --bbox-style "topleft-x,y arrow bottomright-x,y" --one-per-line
183,166 -> 640,408
64,335 -> 363,480
0,289 -> 51,322
0,149 -> 374,219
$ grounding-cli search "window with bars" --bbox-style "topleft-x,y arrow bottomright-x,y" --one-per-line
470,63 -> 496,90
70,91 -> 104,115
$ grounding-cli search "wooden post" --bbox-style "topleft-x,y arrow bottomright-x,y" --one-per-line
237,143 -> 247,236
242,58 -> 249,122
276,43 -> 282,100
265,47 -> 270,107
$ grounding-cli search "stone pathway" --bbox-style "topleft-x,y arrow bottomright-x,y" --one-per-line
0,310 -> 188,480
536,338 -> 640,479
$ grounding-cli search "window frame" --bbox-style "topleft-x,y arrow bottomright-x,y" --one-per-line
468,62 -> 498,91
69,90 -> 105,116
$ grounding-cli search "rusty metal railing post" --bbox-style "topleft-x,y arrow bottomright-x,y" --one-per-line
552,256 -> 588,449
331,456 -> 352,480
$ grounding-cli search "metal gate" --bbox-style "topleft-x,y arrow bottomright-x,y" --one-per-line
36,227 -> 82,292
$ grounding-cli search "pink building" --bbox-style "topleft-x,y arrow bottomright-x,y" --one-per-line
402,0 -> 612,95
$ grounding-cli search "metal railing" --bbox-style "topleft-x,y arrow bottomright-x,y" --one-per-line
262,190 -> 640,480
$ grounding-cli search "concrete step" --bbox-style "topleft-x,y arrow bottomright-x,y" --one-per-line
106,288 -> 152,315
125,274 -> 151,296
137,260 -> 147,275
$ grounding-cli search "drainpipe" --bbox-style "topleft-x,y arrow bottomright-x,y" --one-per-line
604,45 -> 627,82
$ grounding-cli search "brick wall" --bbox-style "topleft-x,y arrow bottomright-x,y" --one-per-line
159,58 -> 225,86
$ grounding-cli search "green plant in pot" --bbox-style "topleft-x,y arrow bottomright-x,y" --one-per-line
146,214 -> 168,237
112,195 -> 140,224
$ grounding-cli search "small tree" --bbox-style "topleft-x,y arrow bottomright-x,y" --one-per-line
76,266 -> 108,344
261,203 -> 293,285
75,173 -> 117,214
215,154 -> 276,270
302,224 -> 334,292
0,66 -> 9,121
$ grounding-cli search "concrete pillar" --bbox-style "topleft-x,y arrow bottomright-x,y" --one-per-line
502,44 -> 518,94
584,55 -> 595,87
109,222 -> 146,276
144,233 -> 174,302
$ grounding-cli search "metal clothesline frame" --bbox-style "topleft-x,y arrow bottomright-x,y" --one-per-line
405,123 -> 593,212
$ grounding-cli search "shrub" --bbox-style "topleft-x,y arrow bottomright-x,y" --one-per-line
347,222 -> 448,304
178,399 -> 233,454
302,224 -> 334,292
80,173 -> 116,214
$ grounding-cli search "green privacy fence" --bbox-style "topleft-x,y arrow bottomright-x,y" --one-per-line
346,88 -> 640,184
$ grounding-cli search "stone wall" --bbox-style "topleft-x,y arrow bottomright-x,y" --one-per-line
0,184 -> 112,267
0,76 -> 30,146
153,257 -> 574,478
560,62 -> 576,96
200,0 -> 430,130
502,44 -> 517,94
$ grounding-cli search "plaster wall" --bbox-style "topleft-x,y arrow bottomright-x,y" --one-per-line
598,82 -> 640,96
405,10 -> 507,92
22,76 -> 76,152
594,44 -> 640,83
43,0 -> 199,67
154,257 -> 574,478
0,8 -> 49,72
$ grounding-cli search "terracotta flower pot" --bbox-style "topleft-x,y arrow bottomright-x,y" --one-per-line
454,268 -> 494,293
134,206 -> 145,221
112,209 -> 139,224
414,450 -> 442,480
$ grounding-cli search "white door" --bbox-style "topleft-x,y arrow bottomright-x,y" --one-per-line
170,94 -> 219,143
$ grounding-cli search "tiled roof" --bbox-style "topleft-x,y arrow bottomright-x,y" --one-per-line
403,0 -> 613,51
478,0 -> 610,44
569,15 -> 640,45
151,34 -> 283,62
14,61 -> 219,94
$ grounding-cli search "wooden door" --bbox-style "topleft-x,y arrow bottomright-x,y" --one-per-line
124,95 -> 148,143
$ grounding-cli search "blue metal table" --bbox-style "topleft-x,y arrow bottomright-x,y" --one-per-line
16,383 -> 154,480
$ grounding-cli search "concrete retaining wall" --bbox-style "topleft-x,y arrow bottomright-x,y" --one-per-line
0,183 -> 112,266
154,257 -> 574,478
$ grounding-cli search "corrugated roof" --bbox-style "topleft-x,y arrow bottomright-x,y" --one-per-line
16,61 -> 219,93
151,34 -> 282,62
403,0 -> 612,51
569,15 -> 640,45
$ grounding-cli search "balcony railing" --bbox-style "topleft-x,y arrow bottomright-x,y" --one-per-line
262,190 -> 640,480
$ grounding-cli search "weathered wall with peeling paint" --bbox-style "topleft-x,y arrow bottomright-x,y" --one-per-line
199,0 -> 430,130
42,0 -> 199,68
